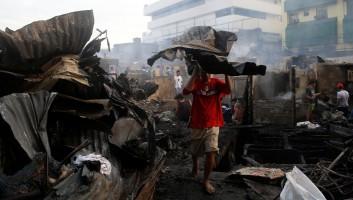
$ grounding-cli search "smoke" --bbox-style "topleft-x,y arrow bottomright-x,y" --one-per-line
254,72 -> 290,100
228,42 -> 257,59
227,28 -> 283,69
275,91 -> 293,100
98,38 -> 158,72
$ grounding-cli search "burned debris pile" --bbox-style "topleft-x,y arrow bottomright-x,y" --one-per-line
0,10 -> 164,200
147,28 -> 353,199
225,124 -> 353,200
154,114 -> 353,199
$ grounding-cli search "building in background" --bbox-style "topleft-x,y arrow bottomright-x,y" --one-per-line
143,0 -> 283,65
112,38 -> 158,70
283,0 -> 353,58
99,38 -> 158,71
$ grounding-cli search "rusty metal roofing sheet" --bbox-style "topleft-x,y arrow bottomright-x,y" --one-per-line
0,10 -> 94,70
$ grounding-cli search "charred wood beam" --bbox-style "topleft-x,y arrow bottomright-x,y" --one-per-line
290,66 -> 296,128
244,76 -> 253,125
317,147 -> 350,184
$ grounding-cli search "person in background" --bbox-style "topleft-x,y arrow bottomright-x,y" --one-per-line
174,70 -> 183,94
305,80 -> 320,122
336,82 -> 350,117
232,98 -> 245,125
183,66 -> 231,194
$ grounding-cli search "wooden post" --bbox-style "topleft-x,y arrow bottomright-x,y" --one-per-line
248,75 -> 253,124
290,66 -> 296,128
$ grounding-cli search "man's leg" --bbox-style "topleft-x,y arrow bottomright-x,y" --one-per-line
203,151 -> 216,194
202,127 -> 219,194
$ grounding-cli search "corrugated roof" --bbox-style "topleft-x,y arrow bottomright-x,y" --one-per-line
0,10 -> 94,71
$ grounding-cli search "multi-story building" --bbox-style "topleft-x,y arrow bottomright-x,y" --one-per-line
143,0 -> 282,42
143,0 -> 283,65
283,0 -> 353,57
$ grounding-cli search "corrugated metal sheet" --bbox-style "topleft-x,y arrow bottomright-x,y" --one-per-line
61,128 -> 111,158
0,10 -> 94,70
28,55 -> 90,91
0,91 -> 57,159
174,26 -> 237,54
148,26 -> 237,66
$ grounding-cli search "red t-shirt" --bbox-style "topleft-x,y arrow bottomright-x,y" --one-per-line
183,77 -> 230,129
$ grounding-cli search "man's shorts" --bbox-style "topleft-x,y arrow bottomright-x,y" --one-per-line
307,103 -> 315,112
190,127 -> 219,157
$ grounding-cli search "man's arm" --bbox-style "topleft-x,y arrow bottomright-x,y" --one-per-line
306,95 -> 315,101
305,88 -> 315,101
183,67 -> 199,95
217,75 -> 231,95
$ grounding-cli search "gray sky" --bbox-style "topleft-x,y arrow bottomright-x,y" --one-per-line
0,0 -> 158,47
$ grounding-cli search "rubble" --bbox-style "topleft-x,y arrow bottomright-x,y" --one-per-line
0,10 -> 165,200
114,73 -> 159,101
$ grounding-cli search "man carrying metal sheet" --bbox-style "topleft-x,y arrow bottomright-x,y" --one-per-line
183,66 -> 231,194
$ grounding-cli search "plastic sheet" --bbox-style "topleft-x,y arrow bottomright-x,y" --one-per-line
280,166 -> 326,200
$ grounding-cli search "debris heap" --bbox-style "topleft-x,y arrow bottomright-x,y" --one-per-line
0,10 -> 165,200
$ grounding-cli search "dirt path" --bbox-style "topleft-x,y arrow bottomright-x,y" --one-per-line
155,122 -> 247,200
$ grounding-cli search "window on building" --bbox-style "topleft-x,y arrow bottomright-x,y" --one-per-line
215,6 -> 274,20
151,0 -> 205,19
347,0 -> 353,17
233,7 -> 266,19
315,7 -> 328,20
216,8 -> 232,18
303,9 -> 310,16
288,12 -> 299,24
